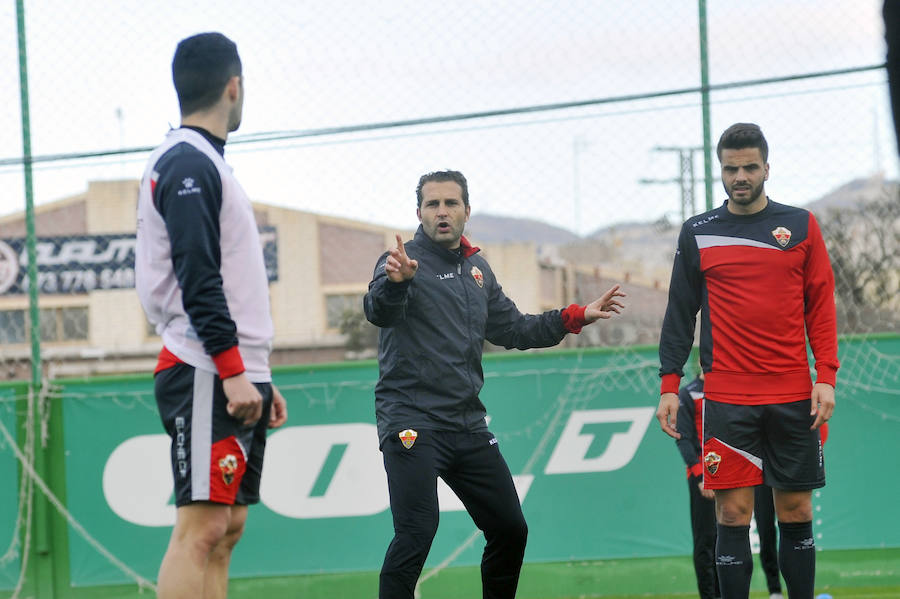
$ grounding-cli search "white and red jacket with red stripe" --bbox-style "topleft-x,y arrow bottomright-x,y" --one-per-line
136,127 -> 273,382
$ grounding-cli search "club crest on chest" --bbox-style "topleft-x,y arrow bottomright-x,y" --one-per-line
771,226 -> 791,247
470,265 -> 484,288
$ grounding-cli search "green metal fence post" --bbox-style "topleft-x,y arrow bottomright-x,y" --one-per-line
698,0 -> 714,211
16,2 -> 53,598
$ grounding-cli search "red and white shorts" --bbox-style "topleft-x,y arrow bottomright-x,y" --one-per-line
702,398 -> 825,491
155,363 -> 272,506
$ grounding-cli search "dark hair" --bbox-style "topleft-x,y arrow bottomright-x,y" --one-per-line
716,123 -> 768,162
172,32 -> 242,116
415,170 -> 469,208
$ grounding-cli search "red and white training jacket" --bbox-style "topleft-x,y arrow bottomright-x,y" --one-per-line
659,198 -> 839,404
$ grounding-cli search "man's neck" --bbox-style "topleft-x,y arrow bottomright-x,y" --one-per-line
726,195 -> 768,216
181,112 -> 228,140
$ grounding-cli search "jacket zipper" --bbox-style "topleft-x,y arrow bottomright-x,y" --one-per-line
458,258 -> 478,428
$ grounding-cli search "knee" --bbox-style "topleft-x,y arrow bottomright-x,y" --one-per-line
213,516 -> 246,556
487,513 -> 528,549
390,515 -> 439,560
776,499 -> 813,522
185,517 -> 230,557
716,501 -> 753,526
402,511 -> 440,542
774,490 -> 813,523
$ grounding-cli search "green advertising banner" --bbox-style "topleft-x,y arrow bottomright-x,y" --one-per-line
0,389 -> 20,590
57,337 -> 900,586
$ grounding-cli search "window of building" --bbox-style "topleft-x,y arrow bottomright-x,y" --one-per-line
325,293 -> 365,329
40,307 -> 89,342
0,310 -> 26,344
60,307 -> 89,341
39,309 -> 57,341
0,307 -> 88,344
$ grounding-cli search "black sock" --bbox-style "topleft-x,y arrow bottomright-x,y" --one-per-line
778,520 -> 816,599
715,524 -> 752,599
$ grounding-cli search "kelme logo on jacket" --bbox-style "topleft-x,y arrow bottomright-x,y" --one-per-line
470,265 -> 484,288
771,226 -> 791,247
399,429 -> 418,449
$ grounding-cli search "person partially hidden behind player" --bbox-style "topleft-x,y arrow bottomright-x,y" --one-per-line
136,32 -> 287,599
675,371 -> 721,599
656,123 -> 838,599
365,169 -> 626,599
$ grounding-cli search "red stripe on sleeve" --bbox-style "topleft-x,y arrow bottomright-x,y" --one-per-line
561,304 -> 586,334
212,346 -> 245,379
661,373 -> 681,395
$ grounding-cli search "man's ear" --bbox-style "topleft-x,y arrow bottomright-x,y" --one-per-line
416,208 -> 422,222
226,75 -> 241,101
465,204 -> 471,222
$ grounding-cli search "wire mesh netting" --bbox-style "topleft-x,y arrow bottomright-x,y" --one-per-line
0,1 -> 898,596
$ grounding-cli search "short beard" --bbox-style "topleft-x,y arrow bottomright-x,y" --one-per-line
727,181 -> 764,205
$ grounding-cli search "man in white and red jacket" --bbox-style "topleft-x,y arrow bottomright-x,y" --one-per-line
136,32 -> 287,599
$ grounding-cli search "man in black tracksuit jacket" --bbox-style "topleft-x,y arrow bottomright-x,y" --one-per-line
364,170 -> 626,599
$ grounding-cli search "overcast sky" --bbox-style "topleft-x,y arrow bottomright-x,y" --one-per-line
0,0 -> 892,235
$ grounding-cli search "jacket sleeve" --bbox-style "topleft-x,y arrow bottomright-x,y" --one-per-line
659,224 -> 702,394
154,148 -> 240,367
674,385 -> 700,470
363,251 -> 412,328
483,265 -> 567,349
803,213 -> 840,387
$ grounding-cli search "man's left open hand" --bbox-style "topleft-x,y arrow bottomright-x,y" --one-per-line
583,284 -> 626,324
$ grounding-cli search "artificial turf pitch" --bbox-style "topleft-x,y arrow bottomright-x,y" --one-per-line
7,547 -> 896,598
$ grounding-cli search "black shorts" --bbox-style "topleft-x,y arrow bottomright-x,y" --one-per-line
155,363 -> 272,506
702,399 -> 825,491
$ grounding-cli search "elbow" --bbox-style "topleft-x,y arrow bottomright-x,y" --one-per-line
363,308 -> 391,328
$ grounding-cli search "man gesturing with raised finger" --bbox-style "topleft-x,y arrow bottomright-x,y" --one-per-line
365,170 -> 625,599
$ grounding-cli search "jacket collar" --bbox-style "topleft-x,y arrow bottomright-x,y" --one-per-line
413,225 -> 481,261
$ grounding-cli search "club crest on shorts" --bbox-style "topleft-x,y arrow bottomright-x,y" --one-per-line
470,265 -> 484,288
399,429 -> 418,449
219,454 -> 239,485
704,451 -> 722,476
771,226 -> 791,247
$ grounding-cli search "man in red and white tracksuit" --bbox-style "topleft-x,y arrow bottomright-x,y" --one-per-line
656,123 -> 838,599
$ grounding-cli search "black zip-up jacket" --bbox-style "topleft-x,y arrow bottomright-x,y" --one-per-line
364,226 -> 569,446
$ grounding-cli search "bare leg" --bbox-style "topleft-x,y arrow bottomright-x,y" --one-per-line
772,489 -> 812,523
204,505 -> 248,599
157,503 -> 231,599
